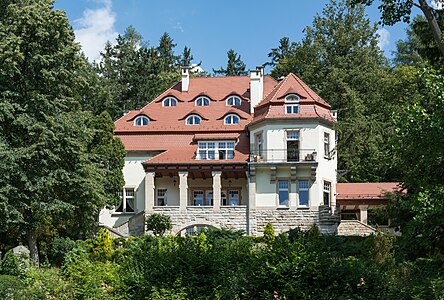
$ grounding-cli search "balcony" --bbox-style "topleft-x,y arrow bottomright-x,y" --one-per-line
249,149 -> 317,163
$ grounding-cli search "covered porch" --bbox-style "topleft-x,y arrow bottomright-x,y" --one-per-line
142,162 -> 249,213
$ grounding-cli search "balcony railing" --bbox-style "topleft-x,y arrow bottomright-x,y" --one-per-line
250,149 -> 317,163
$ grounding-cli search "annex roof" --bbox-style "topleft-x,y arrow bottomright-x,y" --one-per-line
336,182 -> 403,200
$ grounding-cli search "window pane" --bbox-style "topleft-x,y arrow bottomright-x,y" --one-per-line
278,181 -> 289,189
227,142 -> 235,149
219,150 -> 226,159
299,180 -> 309,189
208,142 -> 215,149
208,150 -> 215,159
198,143 -> 206,149
218,142 -> 226,148
198,150 -> 206,160
227,150 -> 234,159
126,198 -> 135,212
205,191 -> 213,206
279,190 -> 289,206
323,192 -> 330,205
194,191 -> 204,206
228,190 -> 239,206
287,131 -> 299,140
299,190 -> 309,206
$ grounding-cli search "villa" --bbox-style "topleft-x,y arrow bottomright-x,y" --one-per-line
99,67 -> 399,237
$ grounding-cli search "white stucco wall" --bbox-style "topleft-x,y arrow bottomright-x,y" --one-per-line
249,120 -> 337,209
99,151 -> 152,228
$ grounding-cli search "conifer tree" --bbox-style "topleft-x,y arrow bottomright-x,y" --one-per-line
213,49 -> 248,76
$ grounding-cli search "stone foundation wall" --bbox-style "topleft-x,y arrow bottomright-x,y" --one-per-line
152,206 -> 248,235
148,206 -> 338,236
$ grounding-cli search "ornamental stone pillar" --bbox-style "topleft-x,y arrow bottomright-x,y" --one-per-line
212,171 -> 222,212
359,205 -> 368,225
178,172 -> 188,213
144,172 -> 155,213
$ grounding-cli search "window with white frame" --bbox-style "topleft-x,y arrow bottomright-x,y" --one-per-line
197,141 -> 235,160
286,130 -> 300,162
224,114 -> 240,125
285,94 -> 300,114
226,95 -> 241,106
116,188 -> 135,213
162,97 -> 177,107
324,132 -> 330,158
221,189 -> 241,206
195,96 -> 210,106
156,189 -> 167,206
298,180 -> 309,207
186,114 -> 201,125
255,133 -> 263,157
192,190 -> 213,206
134,115 -> 149,126
278,180 -> 289,207
323,181 -> 331,205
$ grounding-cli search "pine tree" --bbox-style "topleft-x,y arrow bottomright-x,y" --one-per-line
213,49 -> 248,76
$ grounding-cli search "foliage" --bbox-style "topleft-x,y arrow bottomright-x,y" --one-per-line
263,222 -> 275,244
0,250 -> 29,278
213,49 -> 248,76
391,68 -> 444,255
0,0 -> 125,266
0,275 -> 24,299
93,228 -> 114,261
146,214 -> 173,237
351,0 -> 444,57
367,229 -> 394,264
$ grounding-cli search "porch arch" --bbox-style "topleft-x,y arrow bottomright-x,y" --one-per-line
174,223 -> 219,236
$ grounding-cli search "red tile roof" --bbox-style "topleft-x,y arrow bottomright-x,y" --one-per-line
337,182 -> 403,200
114,73 -> 335,164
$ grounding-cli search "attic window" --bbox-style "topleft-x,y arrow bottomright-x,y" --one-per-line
226,96 -> 241,106
195,96 -> 210,106
224,114 -> 240,125
285,94 -> 300,102
186,115 -> 201,125
134,115 -> 149,126
163,97 -> 177,107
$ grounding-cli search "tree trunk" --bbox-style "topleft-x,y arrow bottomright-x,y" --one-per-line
417,0 -> 444,57
27,231 -> 39,268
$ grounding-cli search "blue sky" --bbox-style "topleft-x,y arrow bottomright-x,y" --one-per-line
54,0 -> 415,73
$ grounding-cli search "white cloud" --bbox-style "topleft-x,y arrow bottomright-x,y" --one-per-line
173,22 -> 184,33
431,0 -> 444,10
376,28 -> 390,50
73,0 -> 118,62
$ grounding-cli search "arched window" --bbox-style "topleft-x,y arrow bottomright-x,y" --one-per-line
195,96 -> 210,106
186,115 -> 201,125
163,97 -> 178,107
134,115 -> 149,126
285,94 -> 300,102
285,94 -> 300,114
224,114 -> 240,125
226,96 -> 241,106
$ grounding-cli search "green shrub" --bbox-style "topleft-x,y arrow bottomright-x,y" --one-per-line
93,228 -> 114,261
146,214 -> 172,236
0,274 -> 25,299
0,250 -> 29,278
263,222 -> 275,244
49,237 -> 78,266
24,267 -> 74,300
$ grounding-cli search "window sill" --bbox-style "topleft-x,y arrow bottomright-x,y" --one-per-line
277,206 -> 290,210
297,206 -> 310,210
111,212 -> 136,217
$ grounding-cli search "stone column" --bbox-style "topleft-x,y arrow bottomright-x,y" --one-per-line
247,171 -> 256,236
144,172 -> 155,213
178,171 -> 188,213
212,171 -> 222,212
359,205 -> 368,224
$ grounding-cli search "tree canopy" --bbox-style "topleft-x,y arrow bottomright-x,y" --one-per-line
0,0 -> 124,266
213,49 -> 248,76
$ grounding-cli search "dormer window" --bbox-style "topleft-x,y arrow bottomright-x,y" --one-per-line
186,115 -> 201,125
285,94 -> 300,102
134,115 -> 149,126
163,97 -> 177,107
195,96 -> 210,106
285,94 -> 300,114
226,96 -> 241,106
197,141 -> 235,160
224,114 -> 240,125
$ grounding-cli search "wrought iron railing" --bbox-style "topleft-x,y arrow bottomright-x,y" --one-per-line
249,149 -> 317,163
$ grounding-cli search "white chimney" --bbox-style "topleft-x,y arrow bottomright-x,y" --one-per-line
250,66 -> 264,112
181,67 -> 190,92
